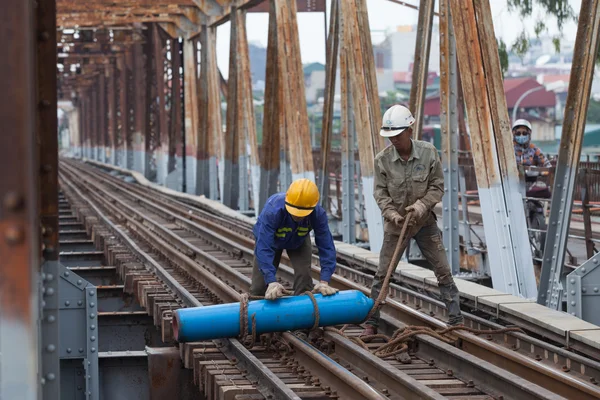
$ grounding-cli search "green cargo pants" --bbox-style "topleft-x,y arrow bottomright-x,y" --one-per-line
249,236 -> 315,296
366,215 -> 463,327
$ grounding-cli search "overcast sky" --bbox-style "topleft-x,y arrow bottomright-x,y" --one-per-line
215,0 -> 582,78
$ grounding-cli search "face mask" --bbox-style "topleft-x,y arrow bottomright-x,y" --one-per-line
515,134 -> 530,145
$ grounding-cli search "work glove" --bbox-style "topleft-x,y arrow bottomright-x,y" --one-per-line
405,199 -> 428,224
265,282 -> 285,300
387,211 -> 405,227
314,281 -> 339,296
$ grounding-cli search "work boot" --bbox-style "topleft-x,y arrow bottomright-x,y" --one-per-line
360,325 -> 377,336
439,282 -> 464,326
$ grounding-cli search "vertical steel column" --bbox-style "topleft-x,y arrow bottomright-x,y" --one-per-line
133,39 -> 148,176
116,53 -> 127,167
272,0 -> 315,183
155,28 -> 169,182
451,1 -> 537,298
184,37 -> 200,194
106,61 -> 117,164
340,46 -> 356,244
167,37 -> 183,190
408,0 -> 435,140
340,0 -> 385,252
98,64 -> 107,163
237,9 -> 257,212
91,80 -> 99,160
223,6 -> 242,209
125,47 -> 135,170
145,25 -> 160,183
439,0 -> 460,275
318,0 -> 340,208
259,5 -> 281,212
1,1 -> 43,398
199,26 -> 222,200
538,0 -> 600,308
38,0 -> 61,397
579,169 -> 595,258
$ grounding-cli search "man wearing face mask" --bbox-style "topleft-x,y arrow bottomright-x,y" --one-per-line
512,119 -> 551,168
361,105 -> 463,336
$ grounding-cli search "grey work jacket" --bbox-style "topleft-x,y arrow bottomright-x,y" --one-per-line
373,140 -> 444,234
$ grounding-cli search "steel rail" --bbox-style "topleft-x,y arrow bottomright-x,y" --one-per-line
59,164 -> 420,399
70,160 -> 600,379
60,160 -> 589,399
58,173 -> 303,400
65,159 -> 600,388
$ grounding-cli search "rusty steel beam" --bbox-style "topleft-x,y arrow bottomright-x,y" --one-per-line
116,52 -> 128,167
0,0 -> 42,396
98,66 -> 107,162
439,0 -> 459,273
538,0 -> 600,308
183,36 -> 200,194
169,38 -> 184,187
106,61 -> 117,164
340,0 -> 384,252
196,26 -> 221,199
450,0 -> 536,298
318,0 -> 340,208
57,13 -> 196,31
258,2 -> 281,211
408,0 -> 434,140
223,5 -> 242,209
273,0 -> 315,182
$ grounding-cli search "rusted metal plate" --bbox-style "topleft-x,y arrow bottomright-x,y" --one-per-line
248,0 -> 325,12
147,347 -> 196,400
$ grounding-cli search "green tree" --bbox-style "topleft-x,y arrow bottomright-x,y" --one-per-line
496,0 -> 578,68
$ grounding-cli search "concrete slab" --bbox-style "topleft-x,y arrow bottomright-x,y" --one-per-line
453,279 -> 505,300
500,302 -> 600,336
400,268 -> 437,284
475,294 -> 532,308
569,329 -> 600,350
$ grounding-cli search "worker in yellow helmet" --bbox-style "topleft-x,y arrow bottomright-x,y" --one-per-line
250,179 -> 339,300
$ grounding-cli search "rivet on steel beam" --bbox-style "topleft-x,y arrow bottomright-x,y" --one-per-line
78,300 -> 83,306
91,324 -> 96,330
3,192 -> 23,211
47,344 -> 56,353
91,348 -> 96,353
46,373 -> 55,381
46,288 -> 54,296
67,348 -> 72,354
47,315 -> 55,323
5,226 -> 24,245
90,336 -> 96,342
79,348 -> 84,353
90,313 -> 96,319
90,302 -> 95,308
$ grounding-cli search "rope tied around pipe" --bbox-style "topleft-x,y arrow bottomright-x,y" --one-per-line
239,289 -> 320,348
239,212 -> 525,356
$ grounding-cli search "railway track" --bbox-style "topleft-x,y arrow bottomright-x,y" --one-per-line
59,159 -> 600,399
78,159 -> 600,377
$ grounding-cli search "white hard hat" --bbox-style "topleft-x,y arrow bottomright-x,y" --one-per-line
512,119 -> 532,131
380,105 -> 415,137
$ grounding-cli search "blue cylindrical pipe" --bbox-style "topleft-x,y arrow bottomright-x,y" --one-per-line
173,290 -> 374,342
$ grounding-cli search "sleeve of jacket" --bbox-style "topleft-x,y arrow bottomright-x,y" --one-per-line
312,206 -> 337,282
254,210 -> 279,285
419,149 -> 445,210
374,157 -> 398,220
534,146 -> 552,168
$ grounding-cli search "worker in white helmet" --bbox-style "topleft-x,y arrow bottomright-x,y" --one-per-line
512,119 -> 551,168
362,104 -> 463,336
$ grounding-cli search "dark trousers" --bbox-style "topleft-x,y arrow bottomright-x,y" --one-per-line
249,237 -> 315,296
366,218 -> 459,327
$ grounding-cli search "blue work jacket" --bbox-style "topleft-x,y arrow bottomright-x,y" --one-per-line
253,193 -> 337,285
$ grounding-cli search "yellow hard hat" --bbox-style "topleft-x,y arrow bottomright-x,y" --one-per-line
285,179 -> 320,218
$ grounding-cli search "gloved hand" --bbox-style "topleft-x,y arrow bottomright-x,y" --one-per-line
314,281 -> 339,296
405,199 -> 427,223
387,211 -> 405,227
265,282 -> 285,300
